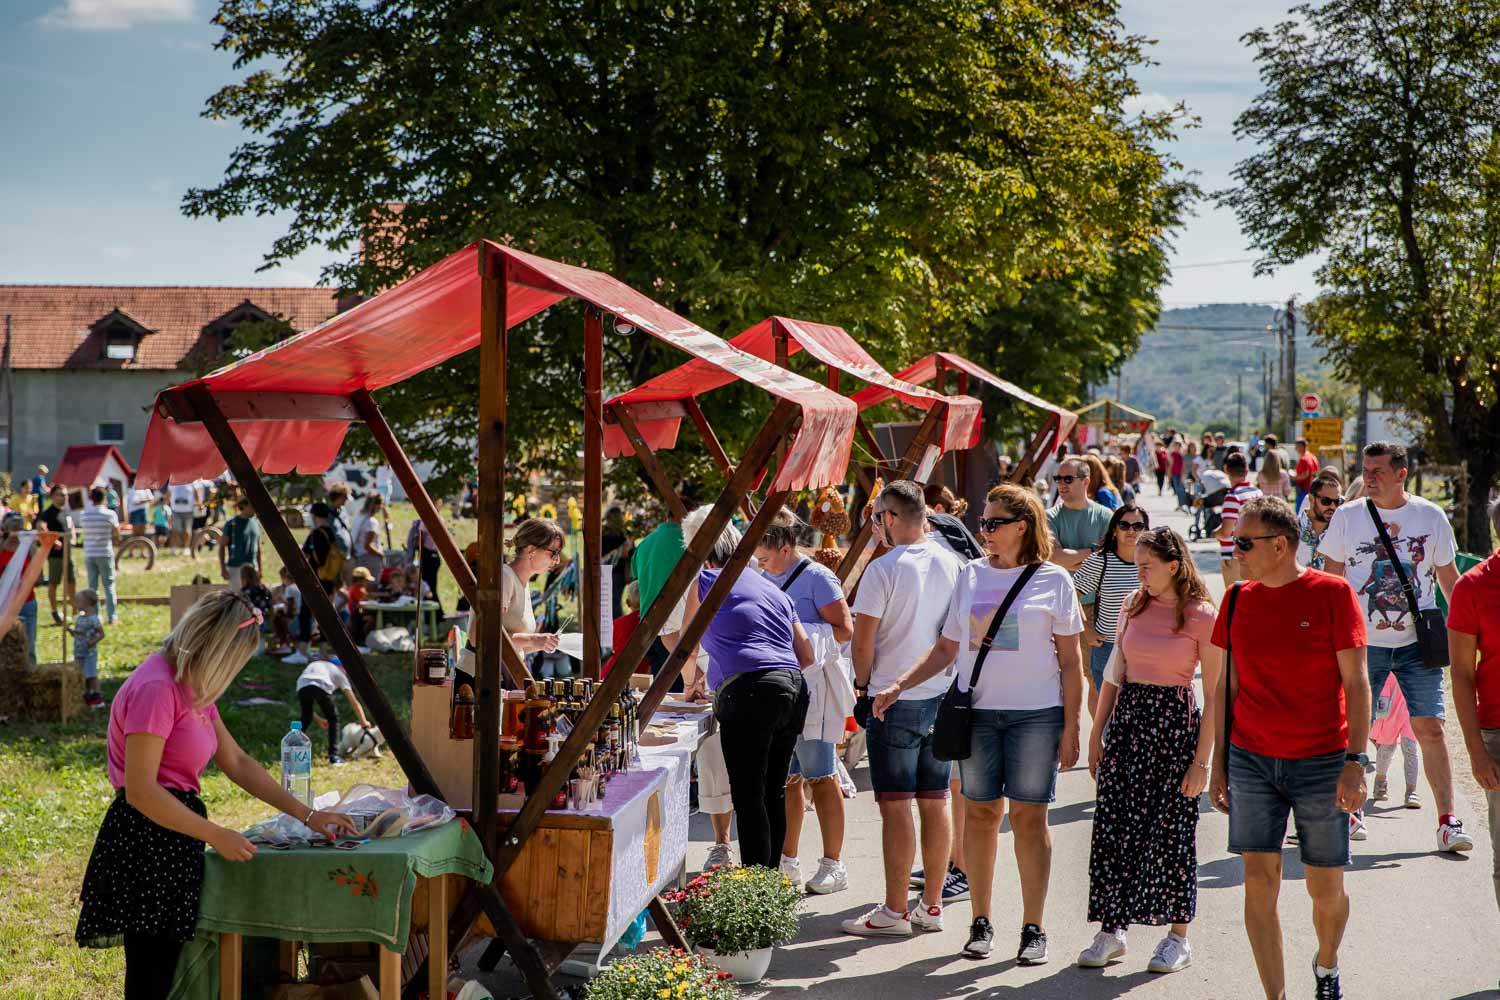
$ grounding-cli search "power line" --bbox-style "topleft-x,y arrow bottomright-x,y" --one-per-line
1170,257 -> 1260,270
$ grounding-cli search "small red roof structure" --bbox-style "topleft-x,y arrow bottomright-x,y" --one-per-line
52,444 -> 135,490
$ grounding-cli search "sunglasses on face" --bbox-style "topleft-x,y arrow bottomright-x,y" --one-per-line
545,546 -> 563,560
978,515 -> 1024,533
1052,474 -> 1080,484
1234,534 -> 1283,552
1116,521 -> 1148,532
1314,494 -> 1344,507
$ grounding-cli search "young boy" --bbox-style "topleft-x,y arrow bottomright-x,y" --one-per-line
296,655 -> 372,766
72,588 -> 106,710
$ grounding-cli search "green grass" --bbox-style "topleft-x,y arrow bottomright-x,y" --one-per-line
0,502 -> 485,998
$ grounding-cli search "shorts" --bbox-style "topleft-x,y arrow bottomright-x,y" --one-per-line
76,649 -> 98,680
1089,641 -> 1114,691
867,695 -> 950,802
170,512 -> 194,535
128,508 -> 147,527
1227,745 -> 1348,868
959,706 -> 1064,804
1367,643 -> 1444,719
789,737 -> 837,781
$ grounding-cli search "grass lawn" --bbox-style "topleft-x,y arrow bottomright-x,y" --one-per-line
0,502 -> 488,999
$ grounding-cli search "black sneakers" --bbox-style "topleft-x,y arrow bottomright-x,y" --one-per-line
962,916 -> 994,958
1018,923 -> 1049,965
1314,962 -> 1343,999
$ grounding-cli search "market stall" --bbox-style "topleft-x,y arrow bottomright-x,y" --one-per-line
1072,397 -> 1156,448
135,241 -> 856,1000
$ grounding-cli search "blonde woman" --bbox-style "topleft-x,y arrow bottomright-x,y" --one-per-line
504,518 -> 565,655
76,591 -> 357,999
1256,448 -> 1292,500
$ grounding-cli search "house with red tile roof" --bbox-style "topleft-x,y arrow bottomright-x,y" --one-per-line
0,285 -> 341,482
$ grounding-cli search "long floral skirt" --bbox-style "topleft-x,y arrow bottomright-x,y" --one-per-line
1087,682 -> 1201,930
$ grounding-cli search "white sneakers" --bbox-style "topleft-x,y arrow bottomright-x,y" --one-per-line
805,858 -> 848,895
910,902 -> 943,932
1438,818 -> 1475,853
1077,929 -> 1127,968
842,905 -> 912,938
1147,933 -> 1193,973
281,650 -> 309,665
779,855 -> 801,885
1349,811 -> 1368,841
1404,789 -> 1421,809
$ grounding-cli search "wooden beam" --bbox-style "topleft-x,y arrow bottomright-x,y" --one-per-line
489,399 -> 801,882
162,391 -> 360,424
352,389 -> 531,689
637,486 -> 791,727
683,396 -> 754,522
955,371 -> 971,493
475,250 -> 508,867
1014,412 -> 1058,485
583,309 -> 604,680
612,402 -> 687,521
648,895 -> 690,952
601,399 -> 689,424
855,415 -> 891,473
836,403 -> 945,583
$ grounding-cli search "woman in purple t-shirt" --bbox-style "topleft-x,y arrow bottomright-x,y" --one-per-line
679,508 -> 813,870
76,591 -> 356,999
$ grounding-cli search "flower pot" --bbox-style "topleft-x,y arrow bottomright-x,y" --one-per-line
696,945 -> 774,984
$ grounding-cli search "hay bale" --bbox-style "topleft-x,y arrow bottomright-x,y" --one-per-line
0,621 -> 31,717
23,662 -> 84,723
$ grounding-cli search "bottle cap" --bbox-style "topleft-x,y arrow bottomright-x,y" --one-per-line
290,721 -> 303,731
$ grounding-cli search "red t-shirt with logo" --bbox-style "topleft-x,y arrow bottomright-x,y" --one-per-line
1211,569 -> 1367,758
1446,553 -> 1500,728
1295,452 -> 1320,489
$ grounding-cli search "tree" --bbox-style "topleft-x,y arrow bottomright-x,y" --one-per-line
1221,0 -> 1500,549
189,0 -> 1185,498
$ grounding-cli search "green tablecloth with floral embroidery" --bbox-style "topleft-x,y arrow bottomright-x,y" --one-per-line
168,819 -> 492,999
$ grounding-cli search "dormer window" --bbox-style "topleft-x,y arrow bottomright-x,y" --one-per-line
205,300 -> 276,348
90,308 -> 152,364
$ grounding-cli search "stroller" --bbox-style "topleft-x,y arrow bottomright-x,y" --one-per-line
1189,471 -> 1231,542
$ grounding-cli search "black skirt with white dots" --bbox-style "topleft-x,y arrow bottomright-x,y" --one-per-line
76,788 -> 208,948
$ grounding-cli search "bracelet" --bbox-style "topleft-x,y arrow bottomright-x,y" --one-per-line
1193,760 -> 1210,771
303,805 -> 315,825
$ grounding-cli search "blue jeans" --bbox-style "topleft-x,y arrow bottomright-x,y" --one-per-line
1368,642 -> 1444,719
77,648 -> 99,680
85,555 -> 117,622
19,599 -> 36,663
868,695 -> 950,802
1171,474 -> 1187,507
1228,745 -> 1348,867
789,737 -> 838,780
1090,641 -> 1114,691
958,706 -> 1065,804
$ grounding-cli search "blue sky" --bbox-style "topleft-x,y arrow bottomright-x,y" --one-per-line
1,0 -> 1323,305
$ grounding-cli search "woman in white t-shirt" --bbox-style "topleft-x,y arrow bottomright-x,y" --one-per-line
349,494 -> 385,581
873,483 -> 1084,963
502,518 -> 564,655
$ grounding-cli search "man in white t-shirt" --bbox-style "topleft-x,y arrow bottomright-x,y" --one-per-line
296,656 -> 372,765
843,480 -> 963,938
167,481 -> 199,555
78,487 -> 121,624
1318,441 -> 1471,853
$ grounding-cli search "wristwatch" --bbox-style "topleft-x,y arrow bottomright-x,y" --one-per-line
1345,752 -> 1370,768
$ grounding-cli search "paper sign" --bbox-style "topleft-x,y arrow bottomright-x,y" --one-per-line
1302,417 -> 1343,452
599,563 -> 614,655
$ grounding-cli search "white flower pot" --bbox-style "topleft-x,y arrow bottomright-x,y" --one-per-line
696,945 -> 774,984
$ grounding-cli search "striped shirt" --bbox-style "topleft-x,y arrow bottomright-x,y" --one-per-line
1219,482 -> 1263,558
1074,549 -> 1140,640
78,506 -> 119,558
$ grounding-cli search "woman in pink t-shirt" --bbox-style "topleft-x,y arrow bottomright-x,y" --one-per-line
1079,527 -> 1223,975
76,591 -> 356,999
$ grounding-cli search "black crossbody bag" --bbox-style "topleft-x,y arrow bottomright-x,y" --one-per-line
932,563 -> 1041,762
1366,499 -> 1449,669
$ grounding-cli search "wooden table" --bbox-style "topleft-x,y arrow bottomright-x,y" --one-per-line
364,601 -> 443,642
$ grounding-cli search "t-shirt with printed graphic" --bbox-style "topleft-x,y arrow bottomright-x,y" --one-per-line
1218,482 -> 1262,559
941,560 -> 1083,711
1296,510 -> 1328,570
1316,494 -> 1457,648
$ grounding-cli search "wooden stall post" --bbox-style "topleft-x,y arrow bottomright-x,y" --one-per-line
583,308 -> 604,679
835,404 -> 945,583
475,249 -> 507,862
955,370 -> 971,492
488,400 -> 801,882
1014,411 -> 1060,485
683,397 -> 754,522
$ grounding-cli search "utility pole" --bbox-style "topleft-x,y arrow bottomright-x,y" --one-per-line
1272,314 -> 1284,436
1357,385 -> 1370,452
1260,349 -> 1271,433
1283,297 -> 1298,441
2,315 -> 11,477
1237,372 -> 1244,440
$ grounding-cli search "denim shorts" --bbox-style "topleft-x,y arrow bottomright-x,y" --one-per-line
1228,745 -> 1348,867
789,737 -> 838,781
77,649 -> 98,680
1089,641 -> 1114,691
868,695 -> 950,802
958,706 -> 1065,804
1368,642 -> 1444,719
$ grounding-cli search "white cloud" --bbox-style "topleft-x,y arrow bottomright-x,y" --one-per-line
38,0 -> 194,32
102,245 -> 135,260
1124,91 -> 1180,118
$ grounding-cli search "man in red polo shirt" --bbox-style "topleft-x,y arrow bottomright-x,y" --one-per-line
1448,498 -> 1500,916
1209,496 -> 1369,1000
1293,439 -> 1321,507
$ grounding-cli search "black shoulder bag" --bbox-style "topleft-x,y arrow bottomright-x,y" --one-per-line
778,559 -> 811,593
1366,498 -> 1449,668
1222,581 -> 1244,750
932,562 -> 1042,762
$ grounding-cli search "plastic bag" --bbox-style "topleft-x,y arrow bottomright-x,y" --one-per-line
245,784 -> 456,845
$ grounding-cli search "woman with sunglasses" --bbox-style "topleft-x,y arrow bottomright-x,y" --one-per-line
502,517 -> 564,655
1079,526 -> 1220,975
1075,505 -> 1151,717
873,484 -> 1084,963
76,591 -> 357,998
1296,470 -> 1345,571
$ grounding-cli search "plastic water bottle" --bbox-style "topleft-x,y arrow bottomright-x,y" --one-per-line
281,721 -> 313,808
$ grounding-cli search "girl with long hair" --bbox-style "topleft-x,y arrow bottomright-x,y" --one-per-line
1081,454 -> 1121,510
1079,526 -> 1222,975
1256,448 -> 1292,500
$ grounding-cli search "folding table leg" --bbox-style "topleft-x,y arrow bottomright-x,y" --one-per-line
428,876 -> 448,1000
380,945 -> 402,1000
218,932 -> 242,1000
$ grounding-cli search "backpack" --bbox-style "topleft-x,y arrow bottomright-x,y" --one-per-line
306,526 -> 346,583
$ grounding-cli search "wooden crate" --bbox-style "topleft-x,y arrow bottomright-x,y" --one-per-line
472,814 -> 613,944
171,583 -> 226,627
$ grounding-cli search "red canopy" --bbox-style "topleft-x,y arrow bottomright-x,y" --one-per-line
53,444 -> 135,489
603,316 -> 982,459
137,243 -> 855,491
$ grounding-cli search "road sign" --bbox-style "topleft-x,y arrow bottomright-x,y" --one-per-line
1301,392 -> 1321,414
1303,416 -> 1343,451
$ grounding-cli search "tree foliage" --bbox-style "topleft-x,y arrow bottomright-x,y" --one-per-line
1221,0 -> 1500,548
189,0 -> 1185,498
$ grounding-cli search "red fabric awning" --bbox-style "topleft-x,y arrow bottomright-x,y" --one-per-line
603,316 -> 982,459
850,352 -> 1078,446
137,243 -> 855,491
53,445 -> 135,489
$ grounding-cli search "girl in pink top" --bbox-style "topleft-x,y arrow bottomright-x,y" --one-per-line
1080,526 -> 1224,975
76,590 -> 357,999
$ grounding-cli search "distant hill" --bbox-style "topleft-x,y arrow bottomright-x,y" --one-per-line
1114,303 -> 1333,435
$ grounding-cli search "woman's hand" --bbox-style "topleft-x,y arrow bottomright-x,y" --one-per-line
1181,760 -> 1209,800
1083,627 -> 1104,649
871,682 -> 903,721
306,810 -> 359,840
1058,726 -> 1080,770
685,675 -> 709,703
209,825 -> 258,862
536,633 -> 560,653
1087,732 -> 1103,781
1209,765 -> 1230,814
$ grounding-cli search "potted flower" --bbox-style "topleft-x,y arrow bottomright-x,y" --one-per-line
584,947 -> 738,1000
664,865 -> 802,984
